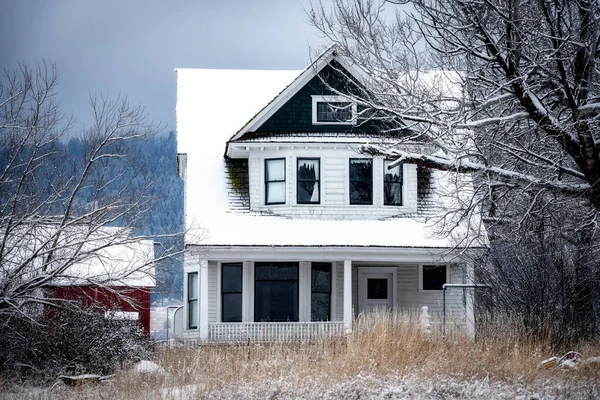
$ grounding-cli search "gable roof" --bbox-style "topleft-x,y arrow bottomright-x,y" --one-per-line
175,64 -> 486,250
1,224 -> 155,288
226,46 -> 366,146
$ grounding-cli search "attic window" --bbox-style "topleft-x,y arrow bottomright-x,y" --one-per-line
312,95 -> 356,125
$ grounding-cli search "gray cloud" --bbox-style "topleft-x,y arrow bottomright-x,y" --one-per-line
1,0 -> 326,132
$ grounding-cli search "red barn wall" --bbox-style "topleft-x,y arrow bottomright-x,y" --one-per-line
49,286 -> 151,334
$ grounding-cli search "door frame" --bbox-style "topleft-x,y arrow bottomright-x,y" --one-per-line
357,266 -> 398,313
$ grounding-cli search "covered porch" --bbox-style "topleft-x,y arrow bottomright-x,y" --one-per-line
183,246 -> 474,342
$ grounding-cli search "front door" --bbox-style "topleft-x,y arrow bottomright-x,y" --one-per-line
359,272 -> 394,313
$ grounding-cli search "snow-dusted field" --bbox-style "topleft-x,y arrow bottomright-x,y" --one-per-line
7,373 -> 598,399
159,374 -> 599,400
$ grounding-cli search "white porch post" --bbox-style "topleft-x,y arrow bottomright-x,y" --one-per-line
465,261 -> 475,339
199,259 -> 209,340
343,259 -> 353,333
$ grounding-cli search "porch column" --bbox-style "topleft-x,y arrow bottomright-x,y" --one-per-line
465,261 -> 475,339
343,259 -> 352,333
199,259 -> 209,340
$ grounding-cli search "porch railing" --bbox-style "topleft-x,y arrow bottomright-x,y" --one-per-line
209,321 -> 346,342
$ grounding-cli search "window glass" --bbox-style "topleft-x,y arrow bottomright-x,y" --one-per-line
367,278 -> 388,299
349,159 -> 373,204
222,263 -> 242,322
265,159 -> 285,204
188,272 -> 198,329
316,102 -> 353,122
384,160 -> 402,206
297,158 -> 320,204
255,262 -> 299,322
422,265 -> 446,290
311,263 -> 331,321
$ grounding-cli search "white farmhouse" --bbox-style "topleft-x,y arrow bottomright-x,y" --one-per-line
175,47 -> 485,342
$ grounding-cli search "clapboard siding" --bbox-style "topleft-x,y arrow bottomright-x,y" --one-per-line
249,148 -> 418,219
395,264 -> 464,315
208,261 -> 218,323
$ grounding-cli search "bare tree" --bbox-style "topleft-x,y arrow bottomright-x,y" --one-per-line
0,63 -> 177,330
309,0 -> 600,341
310,0 -> 600,215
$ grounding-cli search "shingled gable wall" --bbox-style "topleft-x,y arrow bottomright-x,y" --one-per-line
254,61 -> 386,134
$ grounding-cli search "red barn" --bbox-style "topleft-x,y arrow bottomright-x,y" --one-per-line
46,236 -> 156,334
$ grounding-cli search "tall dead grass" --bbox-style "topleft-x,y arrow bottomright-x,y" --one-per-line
12,311 -> 600,399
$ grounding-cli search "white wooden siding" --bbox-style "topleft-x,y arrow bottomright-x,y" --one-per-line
248,148 -> 418,219
208,261 -> 218,323
396,264 -> 464,315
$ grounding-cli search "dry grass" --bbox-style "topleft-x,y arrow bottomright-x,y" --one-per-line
7,312 -> 600,399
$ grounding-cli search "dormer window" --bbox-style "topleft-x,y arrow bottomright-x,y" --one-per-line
265,158 -> 286,205
312,95 -> 356,125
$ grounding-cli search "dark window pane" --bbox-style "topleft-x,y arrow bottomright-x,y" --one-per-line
317,102 -> 352,122
350,181 -> 373,204
350,159 -> 373,204
254,263 -> 299,322
311,293 -> 330,321
350,159 -> 372,181
367,278 -> 388,299
255,263 -> 298,280
311,263 -> 331,293
222,293 -> 242,322
222,264 -> 242,293
311,263 -> 331,321
423,265 -> 446,290
221,263 -> 242,322
297,159 -> 320,204
384,160 -> 402,206
188,272 -> 199,329
255,281 -> 299,322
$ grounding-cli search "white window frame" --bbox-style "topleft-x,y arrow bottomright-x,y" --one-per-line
311,95 -> 357,125
418,264 -> 449,291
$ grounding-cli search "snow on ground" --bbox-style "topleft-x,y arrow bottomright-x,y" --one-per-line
6,372 -> 598,399
161,373 -> 599,400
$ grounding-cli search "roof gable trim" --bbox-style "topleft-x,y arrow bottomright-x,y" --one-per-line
227,47 -> 366,146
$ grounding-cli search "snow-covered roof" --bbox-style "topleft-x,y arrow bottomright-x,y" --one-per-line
1,224 -> 155,288
175,63 -> 485,250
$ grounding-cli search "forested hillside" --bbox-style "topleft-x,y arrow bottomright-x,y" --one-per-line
64,131 -> 184,300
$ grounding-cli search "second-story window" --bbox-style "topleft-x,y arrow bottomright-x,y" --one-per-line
384,160 -> 403,206
297,158 -> 320,204
265,158 -> 286,205
349,158 -> 373,205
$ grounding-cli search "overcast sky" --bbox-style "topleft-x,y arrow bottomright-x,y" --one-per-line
1,0 -> 328,133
